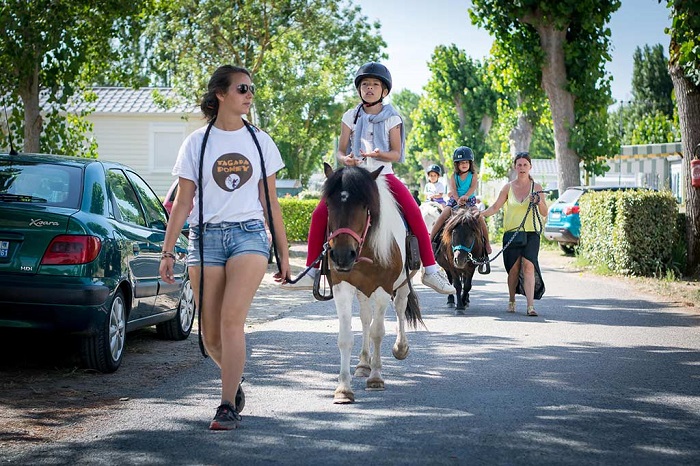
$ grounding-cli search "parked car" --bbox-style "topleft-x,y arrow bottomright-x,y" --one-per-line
0,152 -> 194,372
544,185 -> 648,254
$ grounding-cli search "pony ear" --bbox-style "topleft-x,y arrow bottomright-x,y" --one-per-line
324,162 -> 334,178
370,166 -> 383,180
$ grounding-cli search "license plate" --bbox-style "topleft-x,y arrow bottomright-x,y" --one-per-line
549,212 -> 561,221
0,241 -> 8,258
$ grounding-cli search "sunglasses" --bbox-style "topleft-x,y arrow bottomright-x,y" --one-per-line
235,83 -> 255,95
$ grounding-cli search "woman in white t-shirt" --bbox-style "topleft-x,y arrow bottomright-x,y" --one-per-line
159,65 -> 290,430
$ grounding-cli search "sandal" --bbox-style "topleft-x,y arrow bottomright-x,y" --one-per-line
526,305 -> 538,317
507,301 -> 516,313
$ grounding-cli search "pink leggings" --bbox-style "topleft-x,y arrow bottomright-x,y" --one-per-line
306,173 -> 436,267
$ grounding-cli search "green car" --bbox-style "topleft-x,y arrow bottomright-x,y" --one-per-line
0,152 -> 194,372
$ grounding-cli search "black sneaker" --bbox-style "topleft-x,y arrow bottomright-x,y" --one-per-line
209,402 -> 242,430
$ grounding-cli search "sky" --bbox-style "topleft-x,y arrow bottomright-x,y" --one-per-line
353,0 -> 672,106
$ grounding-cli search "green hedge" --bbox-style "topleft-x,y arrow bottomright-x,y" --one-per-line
279,198 -> 318,241
578,190 -> 679,277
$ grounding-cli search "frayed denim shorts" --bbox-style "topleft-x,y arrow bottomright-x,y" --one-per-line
187,219 -> 270,267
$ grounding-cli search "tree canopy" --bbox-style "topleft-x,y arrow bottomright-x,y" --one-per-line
142,0 -> 385,183
470,0 -> 621,192
0,0 -> 151,155
408,45 -> 498,174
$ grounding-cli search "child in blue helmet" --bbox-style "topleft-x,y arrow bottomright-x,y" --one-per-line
424,164 -> 446,204
429,146 -> 492,255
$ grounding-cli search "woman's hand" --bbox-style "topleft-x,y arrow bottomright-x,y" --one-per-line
273,259 -> 291,284
159,256 -> 176,284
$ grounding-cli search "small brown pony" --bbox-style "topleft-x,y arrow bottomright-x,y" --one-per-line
435,207 -> 486,314
321,163 -> 422,404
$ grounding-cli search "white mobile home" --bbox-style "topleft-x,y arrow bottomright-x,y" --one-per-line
80,87 -> 203,196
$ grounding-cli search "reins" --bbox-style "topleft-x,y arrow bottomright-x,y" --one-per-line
466,185 -> 548,267
196,118 -> 215,358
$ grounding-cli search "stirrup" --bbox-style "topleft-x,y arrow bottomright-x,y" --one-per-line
313,253 -> 333,301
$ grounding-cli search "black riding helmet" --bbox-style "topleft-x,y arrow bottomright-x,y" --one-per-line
354,62 -> 392,107
426,164 -> 442,176
453,146 -> 474,163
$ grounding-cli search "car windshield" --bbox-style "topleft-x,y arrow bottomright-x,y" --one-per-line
0,161 -> 82,208
557,188 -> 585,204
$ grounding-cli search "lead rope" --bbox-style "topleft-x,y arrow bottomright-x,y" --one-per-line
468,182 -> 547,266
197,118 -> 216,358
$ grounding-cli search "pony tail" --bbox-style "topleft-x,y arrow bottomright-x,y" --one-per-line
405,288 -> 424,329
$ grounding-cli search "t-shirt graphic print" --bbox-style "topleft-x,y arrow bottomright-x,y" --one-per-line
214,153 -> 253,192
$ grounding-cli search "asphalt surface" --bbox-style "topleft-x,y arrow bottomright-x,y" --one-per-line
4,245 -> 700,465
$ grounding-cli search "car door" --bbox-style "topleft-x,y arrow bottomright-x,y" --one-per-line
106,169 -> 160,323
124,170 -> 187,314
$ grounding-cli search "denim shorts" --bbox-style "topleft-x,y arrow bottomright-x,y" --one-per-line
187,219 -> 270,267
446,197 -> 477,209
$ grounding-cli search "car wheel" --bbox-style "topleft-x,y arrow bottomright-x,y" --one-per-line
81,289 -> 126,373
559,243 -> 576,255
157,277 -> 195,340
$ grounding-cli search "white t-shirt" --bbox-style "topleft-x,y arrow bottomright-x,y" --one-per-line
424,180 -> 446,201
172,124 -> 284,226
341,108 -> 401,175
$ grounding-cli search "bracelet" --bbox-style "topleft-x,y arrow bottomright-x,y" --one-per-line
161,251 -> 176,261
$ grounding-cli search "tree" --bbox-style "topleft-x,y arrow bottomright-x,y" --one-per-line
663,0 -> 700,276
0,0 -> 151,155
143,0 -> 384,183
391,89 -> 422,186
408,45 -> 498,173
470,0 -> 621,192
631,44 -> 675,117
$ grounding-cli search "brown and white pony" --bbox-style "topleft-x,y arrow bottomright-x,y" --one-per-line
322,163 -> 422,404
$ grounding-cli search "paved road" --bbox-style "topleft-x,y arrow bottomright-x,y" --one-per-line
5,248 -> 700,465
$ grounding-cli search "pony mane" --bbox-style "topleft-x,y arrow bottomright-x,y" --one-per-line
441,208 -> 481,247
323,166 -> 399,267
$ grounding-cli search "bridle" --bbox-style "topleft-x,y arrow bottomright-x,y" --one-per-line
327,209 -> 374,264
452,237 -> 475,254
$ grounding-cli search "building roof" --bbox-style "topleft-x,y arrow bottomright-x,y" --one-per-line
618,142 -> 683,158
530,158 -> 558,176
68,87 -> 198,115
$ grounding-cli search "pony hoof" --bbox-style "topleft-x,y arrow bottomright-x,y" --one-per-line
333,389 -> 355,404
447,301 -> 455,308
366,378 -> 385,391
455,308 -> 465,315
354,365 -> 371,377
392,344 -> 409,360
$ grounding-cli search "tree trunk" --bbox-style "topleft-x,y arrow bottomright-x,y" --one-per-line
670,63 -> 700,277
509,99 -> 533,156
534,23 -> 580,192
20,64 -> 42,153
